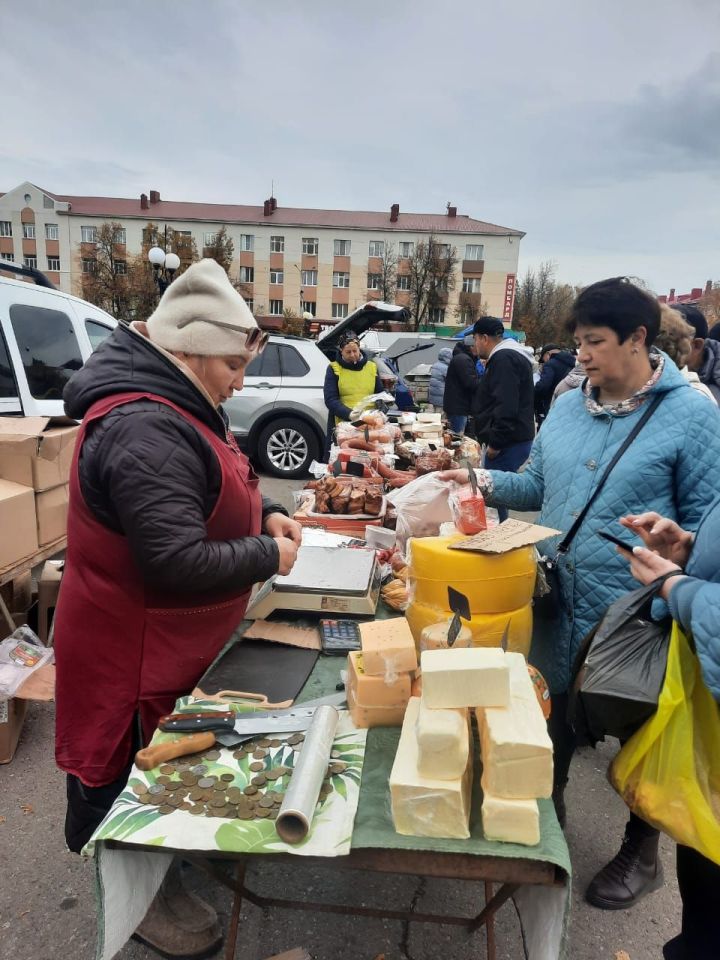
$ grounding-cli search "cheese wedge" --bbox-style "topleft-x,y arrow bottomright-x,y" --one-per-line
346,685 -> 406,728
420,621 -> 472,651
390,698 -> 472,839
481,791 -> 540,846
360,618 -> 418,679
347,651 -> 411,708
415,698 -> 469,780
420,647 -> 509,709
476,652 -> 553,799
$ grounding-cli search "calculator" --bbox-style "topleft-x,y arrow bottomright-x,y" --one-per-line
319,619 -> 362,655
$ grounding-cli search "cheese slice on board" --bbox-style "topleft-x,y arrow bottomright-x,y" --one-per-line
360,618 -> 418,679
415,698 -> 469,780
481,791 -> 540,846
476,652 -> 553,799
347,651 -> 411,707
420,647 -> 509,708
390,697 -> 472,839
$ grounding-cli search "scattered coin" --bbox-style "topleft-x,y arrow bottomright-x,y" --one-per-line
189,806 -> 204,816
159,805 -> 175,815
159,765 -> 175,775
287,734 -> 304,746
264,769 -> 281,781
238,809 -> 254,820
190,764 -> 208,776
233,750 -> 247,760
180,772 -> 197,786
257,738 -> 271,748
149,795 -> 164,806
255,808 -> 270,818
138,795 -> 152,805
251,774 -> 267,787
148,784 -> 166,796
226,788 -> 243,803
213,782 -> 226,793
249,761 -> 264,772
253,749 -> 268,760
259,797 -> 274,809
132,783 -> 148,796
269,739 -> 282,748
330,750 -> 340,759
203,750 -> 221,761
330,761 -> 348,775
220,773 -> 234,782
268,808 -> 278,820
180,802 -> 193,811
189,788 -> 204,802
243,785 -> 258,796
210,797 -> 226,809
197,777 -> 216,789
156,775 -> 172,785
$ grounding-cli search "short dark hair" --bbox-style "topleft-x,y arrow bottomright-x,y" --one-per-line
539,343 -> 561,359
672,303 -> 708,340
565,277 -> 660,347
473,316 -> 505,338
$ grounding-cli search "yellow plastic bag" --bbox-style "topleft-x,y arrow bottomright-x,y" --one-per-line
610,622 -> 720,864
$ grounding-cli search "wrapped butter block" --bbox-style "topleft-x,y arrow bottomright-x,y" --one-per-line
347,651 -> 411,707
415,698 -> 469,780
420,647 -> 509,709
419,621 -> 472,651
476,652 -> 553,799
360,618 -> 417,678
347,685 -> 406,728
481,791 -> 540,846
390,697 -> 472,839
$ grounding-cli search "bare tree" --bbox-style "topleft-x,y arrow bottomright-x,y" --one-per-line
80,222 -> 132,319
202,225 -> 234,274
512,260 -> 576,347
699,282 -> 720,325
142,222 -> 199,274
407,234 -> 458,330
454,291 -> 487,326
378,242 -> 398,303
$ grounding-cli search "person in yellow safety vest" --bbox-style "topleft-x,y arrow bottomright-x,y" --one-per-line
322,330 -> 383,456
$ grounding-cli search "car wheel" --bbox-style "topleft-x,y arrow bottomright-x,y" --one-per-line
256,418 -> 320,479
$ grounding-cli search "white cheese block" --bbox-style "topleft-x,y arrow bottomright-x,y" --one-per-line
476,652 -> 553,799
417,412 -> 442,424
420,648 -> 510,709
415,698 -> 469,779
482,791 -> 540,846
390,697 -> 472,839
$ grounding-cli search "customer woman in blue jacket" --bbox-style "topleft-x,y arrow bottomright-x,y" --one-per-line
620,500 -> 720,960
441,277 -> 720,910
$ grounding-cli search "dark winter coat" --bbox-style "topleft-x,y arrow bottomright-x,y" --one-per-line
534,350 -> 576,421
699,338 -> 720,404
63,322 -> 286,595
471,340 -> 535,449
428,347 -> 453,407
443,343 -> 479,416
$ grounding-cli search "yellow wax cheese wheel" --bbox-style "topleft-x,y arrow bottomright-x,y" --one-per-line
405,601 -> 532,657
420,622 -> 472,651
408,536 -> 537,614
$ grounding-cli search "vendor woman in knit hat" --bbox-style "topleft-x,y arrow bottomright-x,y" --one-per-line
54,259 -> 301,959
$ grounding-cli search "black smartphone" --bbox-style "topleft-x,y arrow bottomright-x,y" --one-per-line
597,530 -> 636,552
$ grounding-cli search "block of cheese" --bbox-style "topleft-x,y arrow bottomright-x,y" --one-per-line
482,791 -> 540,846
405,599 -> 532,658
420,647 -> 509,709
347,685 -> 406,728
347,650 -> 411,707
417,412 -> 442,424
390,697 -> 472,839
360,618 -> 418,678
415,698 -> 469,780
476,652 -> 553,799
420,621 -> 472,651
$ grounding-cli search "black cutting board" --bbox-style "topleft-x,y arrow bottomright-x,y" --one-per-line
194,638 -> 319,704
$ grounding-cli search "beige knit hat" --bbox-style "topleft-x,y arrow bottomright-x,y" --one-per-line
146,258 -> 258,356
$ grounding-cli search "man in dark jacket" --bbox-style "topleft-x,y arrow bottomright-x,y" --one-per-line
676,303 -> 720,403
444,337 -> 479,433
472,317 -> 535,520
534,344 -> 576,426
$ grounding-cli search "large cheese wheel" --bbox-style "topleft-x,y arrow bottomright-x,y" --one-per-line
408,536 -> 536,614
405,600 -> 532,657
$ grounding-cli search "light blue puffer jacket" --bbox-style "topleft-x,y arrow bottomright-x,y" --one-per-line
428,348 -> 453,407
485,357 -> 720,694
668,492 -> 720,701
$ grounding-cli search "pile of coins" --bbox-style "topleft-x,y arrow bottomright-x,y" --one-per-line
132,732 -> 347,821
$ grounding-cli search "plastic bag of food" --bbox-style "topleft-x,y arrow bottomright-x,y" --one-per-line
449,483 -> 488,535
387,473 -> 453,549
348,392 -> 395,420
0,626 -> 54,698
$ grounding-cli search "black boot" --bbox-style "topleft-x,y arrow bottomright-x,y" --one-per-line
585,821 -> 663,910
547,692 -> 574,831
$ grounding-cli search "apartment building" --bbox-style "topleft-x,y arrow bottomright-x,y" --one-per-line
0,181 -> 524,326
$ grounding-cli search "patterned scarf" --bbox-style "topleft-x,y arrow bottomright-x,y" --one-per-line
583,351 -> 664,417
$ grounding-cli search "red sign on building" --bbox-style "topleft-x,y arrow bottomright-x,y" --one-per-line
503,273 -> 516,322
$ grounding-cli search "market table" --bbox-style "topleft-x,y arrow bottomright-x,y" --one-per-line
86,634 -> 570,960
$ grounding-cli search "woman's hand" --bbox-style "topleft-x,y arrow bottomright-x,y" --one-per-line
264,513 -> 303,546
438,468 -> 472,484
274,537 -> 299,575
619,512 -> 693,567
627,546 -> 684,600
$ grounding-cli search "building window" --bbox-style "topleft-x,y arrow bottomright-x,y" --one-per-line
81,225 -> 97,243
1,252 -> 14,262
399,241 -> 414,259
462,277 -> 481,293
114,260 -> 127,274
332,303 -> 348,319
368,240 -> 384,257
82,258 -> 96,274
465,244 -> 484,260
302,237 -> 318,255
396,275 -> 411,290
0,222 -> 12,237
301,269 -> 317,286
203,232 -> 217,246
240,234 -> 254,252
432,242 -> 451,258
269,269 -> 284,284
47,257 -> 60,271
45,223 -> 59,240
269,299 -> 283,315
332,271 -> 350,288
270,236 -> 285,253
23,224 -> 36,239
239,266 -> 255,283
113,228 -> 126,244
301,301 -> 317,316
367,274 -> 382,290
23,256 -> 37,269
43,194 -> 55,209
429,307 -> 446,324
334,239 -> 350,256
244,298 -> 254,312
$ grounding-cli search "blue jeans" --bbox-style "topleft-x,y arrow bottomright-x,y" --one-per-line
447,414 -> 468,434
485,440 -> 533,522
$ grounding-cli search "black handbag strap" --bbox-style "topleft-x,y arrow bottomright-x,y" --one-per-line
556,392 -> 665,555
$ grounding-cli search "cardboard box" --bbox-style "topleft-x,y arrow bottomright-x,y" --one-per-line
0,697 -> 28,764
0,417 -> 79,492
35,484 -> 69,546
0,479 -> 38,569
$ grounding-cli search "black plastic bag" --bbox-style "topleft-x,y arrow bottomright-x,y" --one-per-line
568,582 -> 671,747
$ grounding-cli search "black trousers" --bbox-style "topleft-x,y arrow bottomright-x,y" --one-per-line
672,844 -> 720,958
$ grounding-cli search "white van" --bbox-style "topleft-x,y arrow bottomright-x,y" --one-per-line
0,264 -> 116,418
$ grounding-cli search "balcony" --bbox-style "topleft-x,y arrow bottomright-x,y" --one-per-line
462,259 -> 484,275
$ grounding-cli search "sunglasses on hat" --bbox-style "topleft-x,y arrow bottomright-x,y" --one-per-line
176,317 -> 269,355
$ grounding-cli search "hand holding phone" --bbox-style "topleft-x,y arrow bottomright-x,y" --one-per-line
597,530 -> 636,553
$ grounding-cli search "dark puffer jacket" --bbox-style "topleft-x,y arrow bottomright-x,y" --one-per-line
443,342 -> 479,415
471,340 -> 535,449
63,323 -> 286,595
699,338 -> 720,403
534,350 -> 576,422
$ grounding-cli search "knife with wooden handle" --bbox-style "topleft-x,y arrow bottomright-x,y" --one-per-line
134,732 -> 216,771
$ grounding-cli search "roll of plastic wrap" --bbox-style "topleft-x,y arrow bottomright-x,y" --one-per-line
276,705 -> 339,844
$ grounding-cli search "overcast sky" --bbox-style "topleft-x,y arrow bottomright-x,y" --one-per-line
2,0 -> 718,293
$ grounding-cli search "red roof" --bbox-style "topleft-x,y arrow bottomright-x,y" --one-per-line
45,190 -> 523,237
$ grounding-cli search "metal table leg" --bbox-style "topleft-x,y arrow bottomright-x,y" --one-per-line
224,861 -> 246,960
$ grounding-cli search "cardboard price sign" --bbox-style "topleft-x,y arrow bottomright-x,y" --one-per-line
449,518 -> 561,554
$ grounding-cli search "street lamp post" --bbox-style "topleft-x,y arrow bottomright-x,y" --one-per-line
147,244 -> 181,297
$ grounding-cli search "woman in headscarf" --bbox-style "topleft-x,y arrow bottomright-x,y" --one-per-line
322,329 -> 383,454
